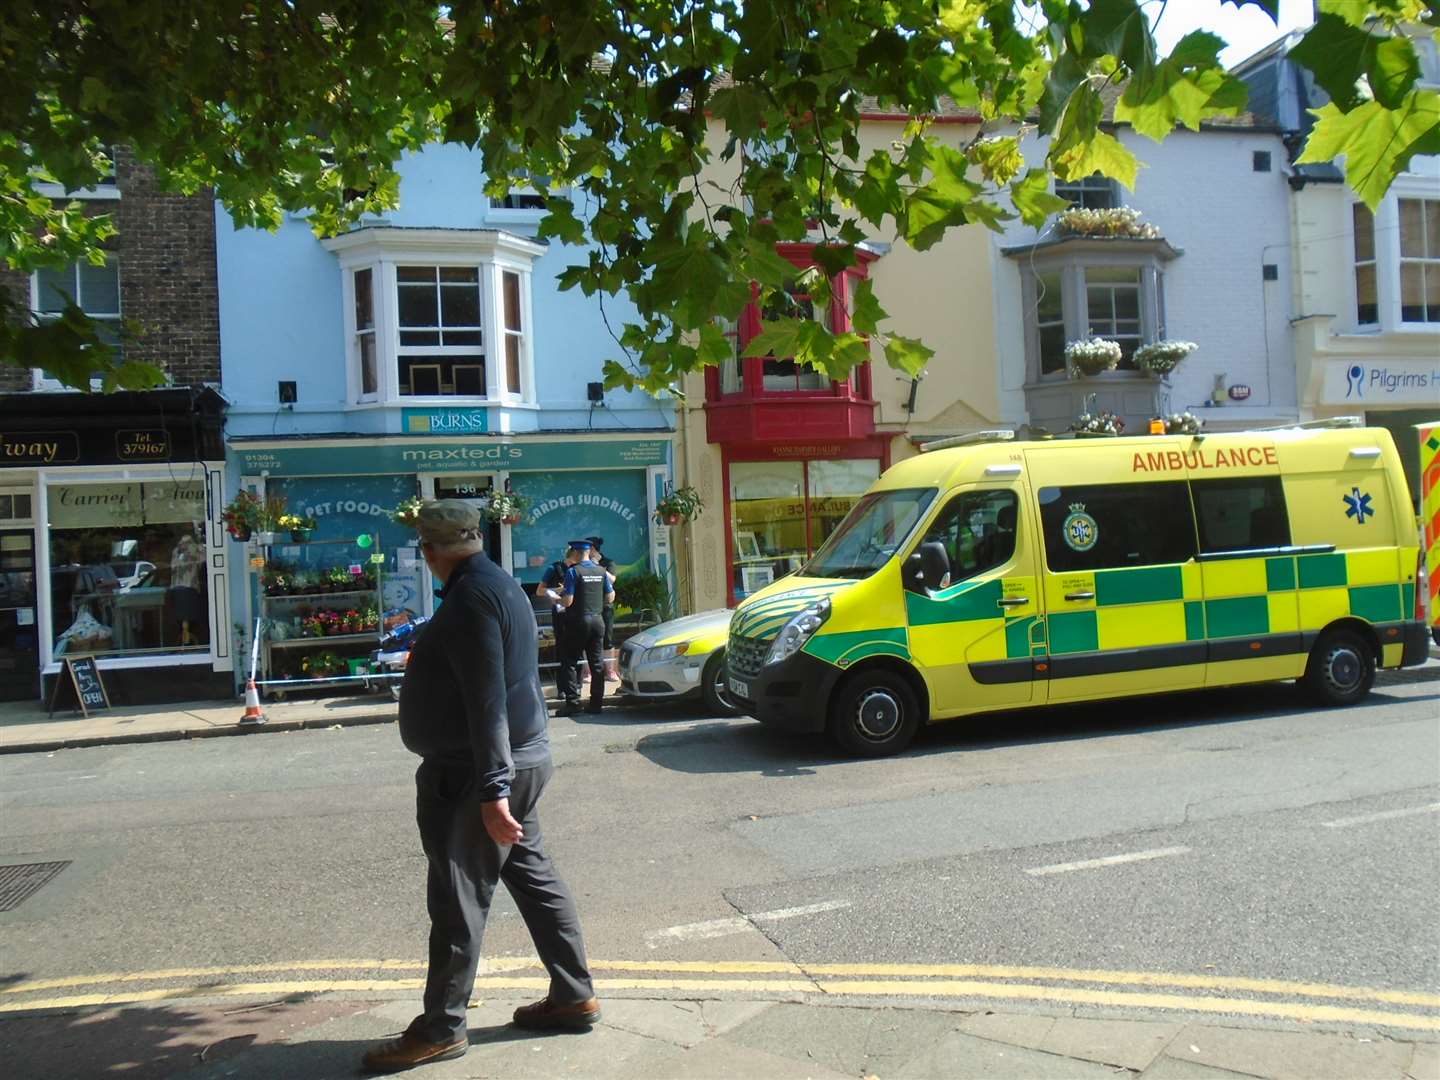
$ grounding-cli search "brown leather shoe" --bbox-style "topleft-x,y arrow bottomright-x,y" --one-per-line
511,995 -> 601,1029
361,1031 -> 467,1073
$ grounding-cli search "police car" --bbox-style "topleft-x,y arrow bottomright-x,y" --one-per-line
617,608 -> 740,716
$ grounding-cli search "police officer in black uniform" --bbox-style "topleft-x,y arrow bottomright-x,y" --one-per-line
556,539 -> 613,715
583,536 -> 618,681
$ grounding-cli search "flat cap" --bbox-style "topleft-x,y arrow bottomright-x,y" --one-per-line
414,500 -> 484,544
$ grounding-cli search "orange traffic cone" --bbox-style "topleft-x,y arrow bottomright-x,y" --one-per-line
238,676 -> 267,726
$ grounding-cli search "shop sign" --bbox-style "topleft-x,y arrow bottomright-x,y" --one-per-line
402,407 -> 489,435
116,429 -> 170,461
768,443 -> 846,459
0,430 -> 80,466
234,438 -> 669,476
48,480 -> 206,528
1321,359 -> 1438,406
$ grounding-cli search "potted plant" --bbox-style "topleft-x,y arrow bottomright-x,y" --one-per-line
613,570 -> 672,623
484,489 -> 532,526
253,494 -> 288,546
1133,340 -> 1197,377
1056,205 -> 1161,239
222,490 -> 263,541
277,512 -> 318,542
1064,338 -> 1123,377
654,485 -> 704,526
1070,410 -> 1125,436
392,495 -> 425,526
1162,411 -> 1203,435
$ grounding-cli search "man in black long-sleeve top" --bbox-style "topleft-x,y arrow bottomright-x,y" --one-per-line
362,501 -> 598,1075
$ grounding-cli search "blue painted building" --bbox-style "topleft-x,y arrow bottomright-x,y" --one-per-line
217,145 -> 675,686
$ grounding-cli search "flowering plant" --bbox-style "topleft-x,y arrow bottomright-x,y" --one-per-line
1132,340 -> 1197,376
222,490 -> 263,538
1162,411 -> 1203,435
1071,410 -> 1125,436
301,651 -> 345,677
484,489 -> 533,524
392,495 -> 425,526
1056,206 -> 1161,239
276,513 -> 317,531
1064,337 -> 1122,377
654,485 -> 704,524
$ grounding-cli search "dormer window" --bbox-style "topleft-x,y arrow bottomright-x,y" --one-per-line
324,227 -> 545,405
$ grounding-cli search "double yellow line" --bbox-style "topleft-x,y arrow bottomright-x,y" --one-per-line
3,958 -> 1437,1032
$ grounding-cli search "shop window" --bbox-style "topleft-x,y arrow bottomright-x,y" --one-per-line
0,493 -> 33,522
47,481 -> 210,660
1037,482 -> 1196,572
914,489 -> 1019,589
1055,173 -> 1118,210
730,458 -> 880,599
1192,477 -> 1290,554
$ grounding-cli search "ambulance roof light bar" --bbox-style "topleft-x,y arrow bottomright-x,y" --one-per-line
1255,416 -> 1363,432
919,430 -> 1016,453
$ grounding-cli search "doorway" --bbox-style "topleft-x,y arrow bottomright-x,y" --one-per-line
0,529 -> 39,701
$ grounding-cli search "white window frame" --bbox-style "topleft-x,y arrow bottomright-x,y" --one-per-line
1054,173 -> 1118,210
324,228 -> 545,408
30,255 -> 123,391
1021,257 -> 1167,382
31,146 -> 120,201
1348,179 -> 1440,333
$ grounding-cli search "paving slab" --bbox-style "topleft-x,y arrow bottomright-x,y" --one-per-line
963,1010 -> 1185,1072
1169,1022 -> 1416,1080
722,1000 -> 965,1077
894,1028 -> 1127,1079
1140,1055 -> 1267,1080
614,1031 -> 856,1080
1407,1042 -> 1440,1080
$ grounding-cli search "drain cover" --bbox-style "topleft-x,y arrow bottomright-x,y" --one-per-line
0,861 -> 71,912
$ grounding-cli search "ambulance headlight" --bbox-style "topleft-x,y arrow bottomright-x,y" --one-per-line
764,598 -> 831,667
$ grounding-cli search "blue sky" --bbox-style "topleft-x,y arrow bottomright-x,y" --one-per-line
1147,0 -> 1315,68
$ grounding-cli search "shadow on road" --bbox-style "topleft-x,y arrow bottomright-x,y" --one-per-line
632,676 -> 1435,776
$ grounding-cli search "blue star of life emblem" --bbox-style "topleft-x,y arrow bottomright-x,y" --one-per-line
1342,487 -> 1374,525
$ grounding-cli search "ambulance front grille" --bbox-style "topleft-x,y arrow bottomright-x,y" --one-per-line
728,634 -> 767,679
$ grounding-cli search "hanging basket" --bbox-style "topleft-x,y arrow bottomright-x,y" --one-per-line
500,514 -> 522,526
228,526 -> 252,542
290,529 -> 312,543
660,512 -> 683,526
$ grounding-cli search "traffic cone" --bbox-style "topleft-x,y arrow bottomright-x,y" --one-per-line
238,676 -> 267,726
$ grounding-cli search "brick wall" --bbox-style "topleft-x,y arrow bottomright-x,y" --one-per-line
0,145 -> 220,391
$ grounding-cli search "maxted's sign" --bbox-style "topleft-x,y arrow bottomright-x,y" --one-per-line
1133,446 -> 1280,472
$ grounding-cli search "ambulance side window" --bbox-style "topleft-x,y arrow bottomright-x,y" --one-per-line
1191,477 -> 1290,553
1038,482 -> 1196,572
918,490 -> 1019,588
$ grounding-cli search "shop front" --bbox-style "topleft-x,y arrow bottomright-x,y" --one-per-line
0,389 -> 230,704
227,434 -> 673,656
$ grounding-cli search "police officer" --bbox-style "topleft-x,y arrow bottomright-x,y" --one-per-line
556,539 -> 613,715
541,549 -> 580,695
583,536 -> 619,682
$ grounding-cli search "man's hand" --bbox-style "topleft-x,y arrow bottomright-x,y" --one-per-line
481,798 -> 523,845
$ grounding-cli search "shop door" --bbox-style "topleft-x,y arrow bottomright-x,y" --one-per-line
433,476 -> 504,568
902,483 -> 1038,715
0,529 -> 39,701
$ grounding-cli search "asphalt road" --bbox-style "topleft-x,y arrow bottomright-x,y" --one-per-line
2,670 -> 1437,1024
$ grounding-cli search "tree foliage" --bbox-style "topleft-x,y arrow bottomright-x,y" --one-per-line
1,1 -> 1435,391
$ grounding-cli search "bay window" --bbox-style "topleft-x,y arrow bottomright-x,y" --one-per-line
323,228 -> 544,405
1350,189 -> 1440,330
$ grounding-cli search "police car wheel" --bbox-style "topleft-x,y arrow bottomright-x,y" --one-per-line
701,651 -> 743,717
1303,628 -> 1375,706
829,670 -> 919,757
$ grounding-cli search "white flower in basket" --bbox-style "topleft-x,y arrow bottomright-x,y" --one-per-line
1064,337 -> 1122,377
1133,340 -> 1197,376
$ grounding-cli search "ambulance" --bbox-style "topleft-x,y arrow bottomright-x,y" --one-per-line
725,421 -> 1429,756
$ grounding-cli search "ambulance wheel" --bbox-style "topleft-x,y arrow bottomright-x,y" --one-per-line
701,651 -> 742,717
829,669 -> 919,757
1302,628 -> 1375,706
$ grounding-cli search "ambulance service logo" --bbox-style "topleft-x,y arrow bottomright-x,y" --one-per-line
1342,486 -> 1374,525
1062,502 -> 1099,552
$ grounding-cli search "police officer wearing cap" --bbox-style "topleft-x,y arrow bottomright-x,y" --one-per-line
555,539 -> 613,715
583,536 -> 619,681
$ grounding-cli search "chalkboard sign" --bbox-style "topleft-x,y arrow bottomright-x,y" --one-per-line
48,656 -> 111,718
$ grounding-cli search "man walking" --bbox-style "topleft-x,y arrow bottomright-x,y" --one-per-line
554,538 -> 612,715
362,501 -> 599,1074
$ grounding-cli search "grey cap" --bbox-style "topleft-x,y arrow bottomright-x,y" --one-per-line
414,500 -> 484,545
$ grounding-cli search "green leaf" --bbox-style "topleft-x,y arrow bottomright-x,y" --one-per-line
850,278 -> 886,335
742,320 -> 803,360
1011,168 -> 1071,226
1370,35 -> 1421,110
696,321 -> 735,368
1288,15 -> 1374,112
883,334 -> 935,377
1298,91 -> 1440,207
535,199 -> 586,245
710,86 -> 768,142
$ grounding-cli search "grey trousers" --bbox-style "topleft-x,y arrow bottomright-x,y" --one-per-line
411,757 -> 594,1042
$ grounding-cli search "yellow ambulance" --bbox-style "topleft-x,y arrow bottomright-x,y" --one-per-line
725,422 -> 1429,756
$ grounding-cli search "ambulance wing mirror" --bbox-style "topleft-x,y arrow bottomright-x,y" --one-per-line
905,542 -> 950,593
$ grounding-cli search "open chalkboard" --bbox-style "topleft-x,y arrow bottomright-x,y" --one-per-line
48,656 -> 111,718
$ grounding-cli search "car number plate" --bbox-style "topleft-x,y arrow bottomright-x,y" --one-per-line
729,677 -> 750,699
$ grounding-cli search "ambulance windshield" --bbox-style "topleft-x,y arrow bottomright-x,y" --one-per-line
802,488 -> 938,579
